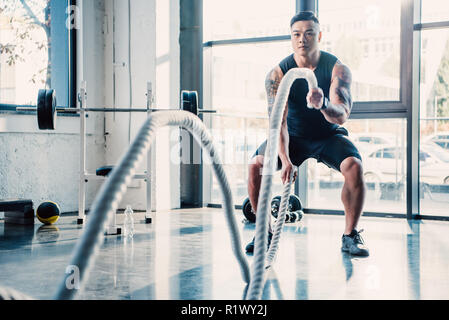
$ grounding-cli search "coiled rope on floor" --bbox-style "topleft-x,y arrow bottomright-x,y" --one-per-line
246,68 -> 318,300
53,110 -> 250,300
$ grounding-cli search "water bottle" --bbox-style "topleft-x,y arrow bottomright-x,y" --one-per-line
123,205 -> 134,238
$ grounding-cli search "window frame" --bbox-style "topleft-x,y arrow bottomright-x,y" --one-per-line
414,0 -> 449,219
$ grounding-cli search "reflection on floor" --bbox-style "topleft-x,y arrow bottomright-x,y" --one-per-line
1,208 -> 449,300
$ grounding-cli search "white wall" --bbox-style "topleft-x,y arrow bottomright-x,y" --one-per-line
0,0 -> 106,213
0,0 -> 181,213
103,0 -> 180,211
155,0 -> 181,210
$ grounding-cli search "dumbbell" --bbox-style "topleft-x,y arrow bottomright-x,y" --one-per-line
288,210 -> 304,223
271,194 -> 303,223
241,194 -> 303,224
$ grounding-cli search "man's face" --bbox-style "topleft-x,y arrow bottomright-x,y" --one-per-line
290,20 -> 322,56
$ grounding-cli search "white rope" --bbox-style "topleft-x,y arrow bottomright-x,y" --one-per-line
53,110 -> 250,300
246,68 -> 318,300
2,68 -> 318,301
265,167 -> 297,267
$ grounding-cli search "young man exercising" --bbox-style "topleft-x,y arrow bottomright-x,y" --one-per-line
246,11 -> 369,256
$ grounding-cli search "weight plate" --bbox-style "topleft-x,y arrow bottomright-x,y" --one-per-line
242,197 -> 256,223
37,89 -> 56,130
181,90 -> 198,116
37,89 -> 47,130
288,194 -> 302,212
271,196 -> 281,218
189,91 -> 198,116
45,89 -> 56,130
181,91 -> 189,112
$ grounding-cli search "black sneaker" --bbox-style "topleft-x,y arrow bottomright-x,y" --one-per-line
341,229 -> 370,256
245,231 -> 273,253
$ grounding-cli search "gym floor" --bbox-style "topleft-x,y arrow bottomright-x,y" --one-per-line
1,209 -> 449,300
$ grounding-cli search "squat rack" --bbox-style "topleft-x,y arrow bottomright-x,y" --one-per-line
77,81 -> 154,235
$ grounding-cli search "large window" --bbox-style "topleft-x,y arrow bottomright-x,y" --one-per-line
418,10 -> 449,217
208,114 -> 274,205
307,119 -> 407,214
0,0 -> 73,108
208,41 -> 292,116
204,0 -> 449,220
318,0 -> 401,102
421,0 -> 449,24
204,1 -> 408,213
203,0 -> 294,42
203,2 -> 295,207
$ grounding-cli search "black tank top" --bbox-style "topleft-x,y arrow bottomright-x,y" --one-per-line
279,51 -> 339,139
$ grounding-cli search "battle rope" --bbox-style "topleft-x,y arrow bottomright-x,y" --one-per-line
246,68 -> 318,300
54,110 -> 250,300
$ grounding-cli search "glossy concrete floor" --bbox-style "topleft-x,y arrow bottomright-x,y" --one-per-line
1,208 -> 449,300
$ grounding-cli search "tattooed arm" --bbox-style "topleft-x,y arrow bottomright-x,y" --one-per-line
322,61 -> 353,125
265,66 -> 295,183
265,66 -> 283,117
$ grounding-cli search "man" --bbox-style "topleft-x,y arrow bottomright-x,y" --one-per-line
246,11 -> 369,256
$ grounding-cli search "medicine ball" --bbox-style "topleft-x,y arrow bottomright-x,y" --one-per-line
36,201 -> 60,225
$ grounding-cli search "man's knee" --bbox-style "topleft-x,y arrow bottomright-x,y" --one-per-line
341,157 -> 364,184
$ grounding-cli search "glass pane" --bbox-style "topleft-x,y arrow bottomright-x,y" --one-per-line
318,0 -> 401,101
307,119 -> 407,214
203,0 -> 294,42
207,42 -> 292,205
0,0 -> 51,105
210,41 -> 292,117
209,114 -> 279,205
420,29 -> 449,217
421,0 -> 449,23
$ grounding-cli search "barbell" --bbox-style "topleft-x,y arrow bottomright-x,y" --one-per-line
13,89 -> 215,130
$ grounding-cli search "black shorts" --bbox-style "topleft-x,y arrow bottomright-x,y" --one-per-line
252,128 -> 362,172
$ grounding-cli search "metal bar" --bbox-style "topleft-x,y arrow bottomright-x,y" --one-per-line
14,107 -> 38,112
198,110 -> 217,113
203,35 -> 290,47
146,82 -> 153,223
298,0 -> 317,13
209,204 -> 408,219
420,117 -> 449,121
75,108 -> 163,112
84,173 -> 148,180
206,112 -> 268,120
407,0 -> 420,220
414,215 -> 449,222
77,107 -> 215,113
69,0 -> 77,109
304,208 -> 407,219
15,106 -> 172,113
16,106 -> 217,113
414,21 -> 449,30
78,81 -> 87,224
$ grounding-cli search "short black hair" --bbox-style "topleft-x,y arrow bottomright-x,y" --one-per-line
290,11 -> 320,27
